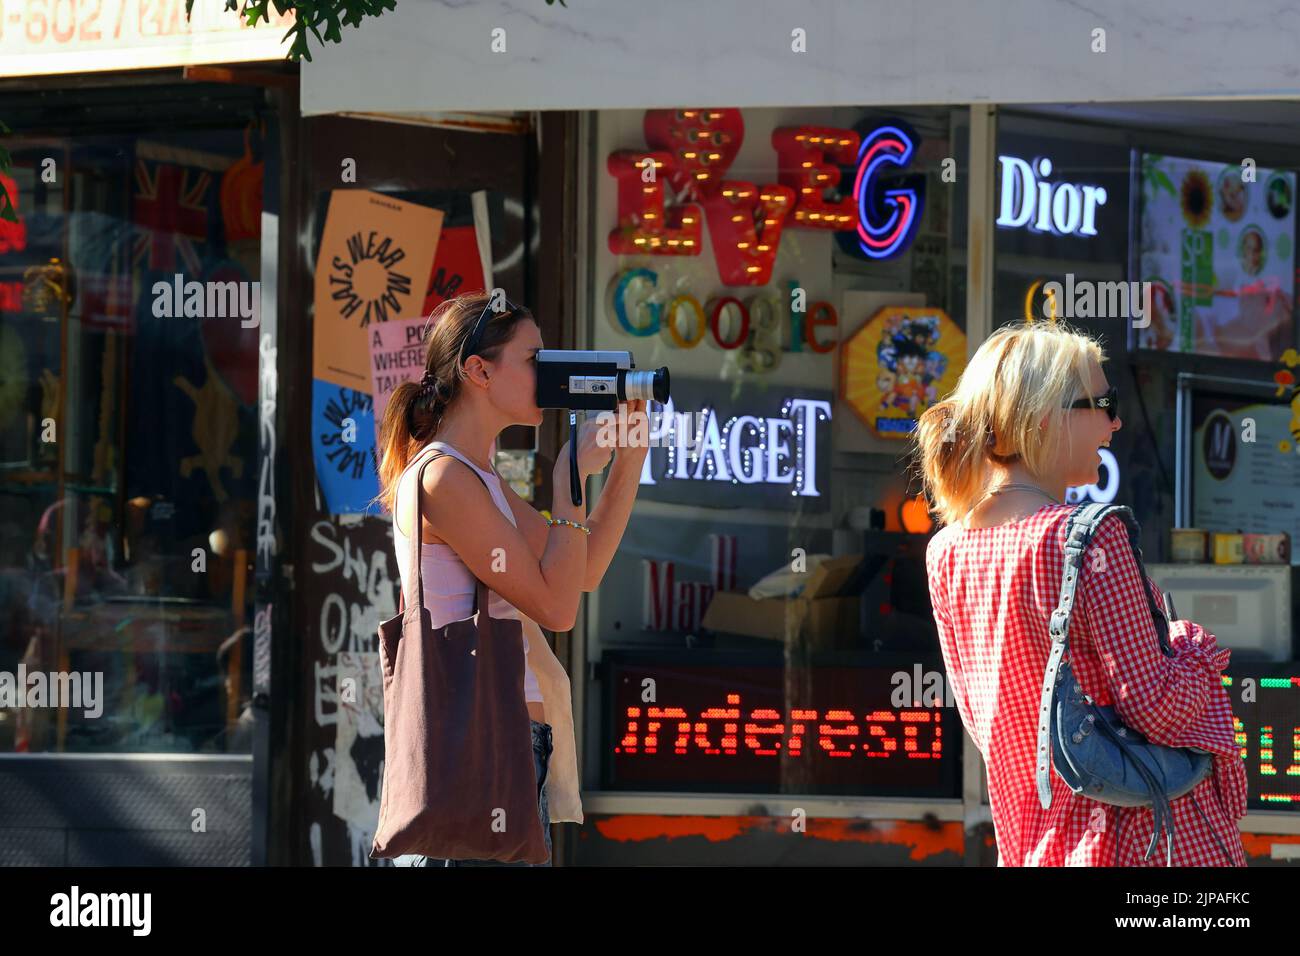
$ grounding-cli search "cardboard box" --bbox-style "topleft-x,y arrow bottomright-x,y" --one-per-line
799,554 -> 863,599
701,555 -> 863,649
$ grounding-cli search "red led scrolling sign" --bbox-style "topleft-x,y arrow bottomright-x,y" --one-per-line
616,693 -> 943,761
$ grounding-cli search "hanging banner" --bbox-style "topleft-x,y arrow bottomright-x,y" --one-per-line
311,379 -> 383,516
313,189 -> 443,390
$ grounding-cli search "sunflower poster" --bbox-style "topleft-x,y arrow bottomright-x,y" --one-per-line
1138,154 -> 1295,360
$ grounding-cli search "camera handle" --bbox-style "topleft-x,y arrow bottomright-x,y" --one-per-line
569,410 -> 583,507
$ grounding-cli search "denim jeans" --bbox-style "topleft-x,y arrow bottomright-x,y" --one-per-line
396,719 -> 553,868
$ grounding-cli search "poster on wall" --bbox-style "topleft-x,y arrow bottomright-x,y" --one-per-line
1191,391 -> 1300,563
1139,154 -> 1296,360
368,317 -> 431,425
633,378 -> 833,512
421,223 -> 486,314
311,379 -> 383,516
833,292 -> 923,453
839,305 -> 966,441
312,189 -> 443,390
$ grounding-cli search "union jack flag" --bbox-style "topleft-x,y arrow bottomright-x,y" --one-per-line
133,160 -> 211,274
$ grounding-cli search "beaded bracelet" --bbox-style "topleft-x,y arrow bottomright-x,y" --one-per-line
548,516 -> 591,535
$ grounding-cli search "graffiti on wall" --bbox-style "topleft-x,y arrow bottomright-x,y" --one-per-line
306,517 -> 395,865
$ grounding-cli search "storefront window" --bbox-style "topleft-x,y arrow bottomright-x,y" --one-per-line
991,104 -> 1300,814
0,122 -> 262,754
586,106 -> 969,798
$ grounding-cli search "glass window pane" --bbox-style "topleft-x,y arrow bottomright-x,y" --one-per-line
0,125 -> 261,754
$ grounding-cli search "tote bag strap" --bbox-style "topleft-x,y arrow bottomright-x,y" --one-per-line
398,447 -> 498,619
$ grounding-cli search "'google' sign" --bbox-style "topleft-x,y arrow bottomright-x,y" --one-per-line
606,267 -> 840,373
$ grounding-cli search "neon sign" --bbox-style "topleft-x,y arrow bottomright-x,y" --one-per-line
0,173 -> 30,313
849,125 -> 924,259
608,111 -> 924,284
996,155 -> 1108,237
638,395 -> 831,496
1065,448 -> 1120,505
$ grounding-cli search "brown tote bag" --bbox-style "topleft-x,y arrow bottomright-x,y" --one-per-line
370,450 -> 548,864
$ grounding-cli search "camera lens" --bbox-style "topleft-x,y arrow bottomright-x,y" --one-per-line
623,367 -> 670,403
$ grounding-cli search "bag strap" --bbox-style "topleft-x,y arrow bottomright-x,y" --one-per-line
1036,502 -> 1165,809
398,446 -> 494,620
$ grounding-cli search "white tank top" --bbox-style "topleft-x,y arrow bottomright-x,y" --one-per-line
392,440 -> 543,703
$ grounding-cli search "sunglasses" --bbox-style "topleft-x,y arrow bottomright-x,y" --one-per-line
1065,385 -> 1119,421
460,296 -> 518,365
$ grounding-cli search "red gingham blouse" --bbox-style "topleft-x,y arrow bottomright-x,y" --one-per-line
925,503 -> 1249,867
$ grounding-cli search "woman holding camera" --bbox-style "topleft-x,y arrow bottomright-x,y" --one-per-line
374,291 -> 648,866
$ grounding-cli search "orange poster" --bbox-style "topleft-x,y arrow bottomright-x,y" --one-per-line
840,306 -> 966,440
313,190 -> 443,390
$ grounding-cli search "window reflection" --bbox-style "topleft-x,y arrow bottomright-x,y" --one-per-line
0,127 -> 261,754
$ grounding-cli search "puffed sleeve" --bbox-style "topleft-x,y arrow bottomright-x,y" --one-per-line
1074,514 -> 1230,746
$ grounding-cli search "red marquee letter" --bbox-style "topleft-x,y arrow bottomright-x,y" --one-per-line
607,151 -> 702,256
772,126 -> 860,230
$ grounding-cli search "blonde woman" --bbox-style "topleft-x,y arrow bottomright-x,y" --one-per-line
913,321 -> 1247,866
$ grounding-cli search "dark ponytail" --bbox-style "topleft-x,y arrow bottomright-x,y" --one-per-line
373,291 -> 533,514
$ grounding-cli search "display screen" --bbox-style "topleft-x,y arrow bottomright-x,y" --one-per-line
603,652 -> 961,798
1225,664 -> 1300,810
1138,152 -> 1297,359
1190,389 -> 1300,564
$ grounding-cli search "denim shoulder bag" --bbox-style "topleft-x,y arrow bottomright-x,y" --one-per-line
1035,502 -> 1213,866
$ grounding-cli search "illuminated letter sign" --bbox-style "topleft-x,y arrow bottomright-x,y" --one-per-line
1065,449 -> 1119,505
638,396 -> 829,497
643,108 -> 744,198
996,155 -> 1108,237
634,382 -> 833,511
609,112 -> 924,281
607,151 -> 702,256
846,124 -> 924,260
772,125 -> 859,230
700,183 -> 795,286
606,659 -> 961,798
